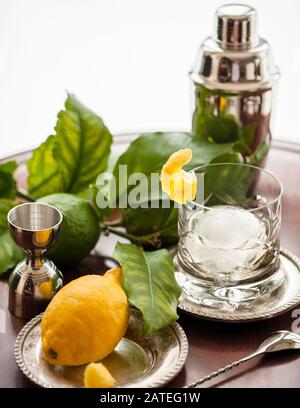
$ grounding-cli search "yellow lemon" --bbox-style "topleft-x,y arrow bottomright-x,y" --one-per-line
84,362 -> 116,388
41,268 -> 129,366
161,148 -> 197,204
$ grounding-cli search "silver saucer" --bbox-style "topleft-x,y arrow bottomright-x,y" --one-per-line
15,309 -> 188,388
176,249 -> 300,322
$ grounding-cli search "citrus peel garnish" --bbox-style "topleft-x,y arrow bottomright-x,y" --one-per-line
160,149 -> 197,204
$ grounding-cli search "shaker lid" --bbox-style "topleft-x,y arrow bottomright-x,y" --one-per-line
215,4 -> 258,49
190,4 -> 280,92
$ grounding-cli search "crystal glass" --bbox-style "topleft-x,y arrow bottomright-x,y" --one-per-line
174,163 -> 283,307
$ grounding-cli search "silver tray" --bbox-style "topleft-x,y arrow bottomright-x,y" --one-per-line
15,309 -> 188,388
177,249 -> 300,323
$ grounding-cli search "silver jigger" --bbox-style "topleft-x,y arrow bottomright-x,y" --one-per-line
7,202 -> 64,320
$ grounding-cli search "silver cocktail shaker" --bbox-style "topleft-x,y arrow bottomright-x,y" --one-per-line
190,4 -> 279,154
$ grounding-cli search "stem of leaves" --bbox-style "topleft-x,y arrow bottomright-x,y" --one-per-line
101,224 -> 162,249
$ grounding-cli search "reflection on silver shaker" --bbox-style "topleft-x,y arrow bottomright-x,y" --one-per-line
190,4 -> 280,158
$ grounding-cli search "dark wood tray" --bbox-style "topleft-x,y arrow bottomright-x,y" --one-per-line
1,134 -> 300,388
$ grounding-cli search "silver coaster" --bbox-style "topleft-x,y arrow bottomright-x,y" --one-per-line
15,309 -> 188,388
176,249 -> 300,322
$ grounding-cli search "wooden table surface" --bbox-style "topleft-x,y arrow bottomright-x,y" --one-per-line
1,137 -> 300,388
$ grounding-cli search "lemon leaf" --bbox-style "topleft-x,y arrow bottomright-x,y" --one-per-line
0,198 -> 16,231
27,94 -> 112,198
203,153 -> 251,206
122,204 -> 178,248
27,135 -> 63,198
114,242 -> 181,337
0,230 -> 24,276
0,160 -> 17,199
55,94 -> 112,193
0,199 -> 25,275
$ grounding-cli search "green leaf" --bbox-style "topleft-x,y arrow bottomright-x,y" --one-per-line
114,242 -> 181,337
55,94 -> 112,193
204,155 -> 257,207
122,204 -> 178,248
0,161 -> 17,174
27,135 -> 63,197
27,94 -> 112,198
0,199 -> 25,275
93,145 -> 124,221
0,199 -> 16,231
0,161 -> 17,199
0,230 -> 24,276
210,152 -> 244,165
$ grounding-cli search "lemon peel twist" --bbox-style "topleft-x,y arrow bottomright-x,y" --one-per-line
160,149 -> 197,204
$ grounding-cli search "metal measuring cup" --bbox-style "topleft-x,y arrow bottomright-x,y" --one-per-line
7,202 -> 64,320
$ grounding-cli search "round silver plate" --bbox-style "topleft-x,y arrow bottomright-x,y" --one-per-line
177,249 -> 300,323
15,310 -> 188,388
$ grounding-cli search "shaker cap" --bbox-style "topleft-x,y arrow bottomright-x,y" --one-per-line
190,3 -> 280,92
215,4 -> 258,49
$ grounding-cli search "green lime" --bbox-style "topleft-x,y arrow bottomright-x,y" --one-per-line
38,193 -> 100,265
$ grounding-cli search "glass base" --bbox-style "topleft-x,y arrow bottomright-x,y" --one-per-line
174,255 -> 286,310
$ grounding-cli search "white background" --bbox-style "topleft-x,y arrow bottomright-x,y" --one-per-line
0,0 -> 299,157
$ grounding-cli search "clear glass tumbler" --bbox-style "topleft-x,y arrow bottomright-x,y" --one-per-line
174,163 -> 283,307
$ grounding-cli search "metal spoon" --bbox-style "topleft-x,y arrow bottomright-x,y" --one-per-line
185,330 -> 300,388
